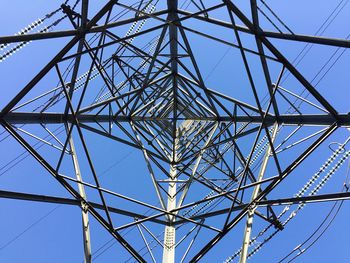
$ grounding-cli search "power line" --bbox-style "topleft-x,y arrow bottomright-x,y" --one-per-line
279,156 -> 350,263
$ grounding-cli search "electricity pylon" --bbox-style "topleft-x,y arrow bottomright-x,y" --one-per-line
1,1 -> 350,262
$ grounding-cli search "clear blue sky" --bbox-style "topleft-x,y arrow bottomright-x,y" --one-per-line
0,1 -> 350,262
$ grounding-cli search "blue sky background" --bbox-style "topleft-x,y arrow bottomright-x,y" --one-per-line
0,1 -> 350,262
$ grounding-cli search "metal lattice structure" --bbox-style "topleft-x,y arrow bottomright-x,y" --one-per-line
1,1 -> 350,262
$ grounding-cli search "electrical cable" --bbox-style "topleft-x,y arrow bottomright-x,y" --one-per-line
259,0 -> 294,34
0,206 -> 60,251
0,0 -> 81,62
0,148 -> 137,252
0,1 -> 67,51
95,1 -> 350,260
257,6 -> 283,34
224,1 -> 350,261
0,126 -> 65,177
279,157 -> 350,262
280,0 -> 349,84
0,0 -> 161,257
227,141 -> 350,262
1,0 -> 349,261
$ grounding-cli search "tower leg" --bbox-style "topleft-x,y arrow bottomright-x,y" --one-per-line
162,165 -> 177,263
239,124 -> 278,263
163,0 -> 178,261
68,133 -> 92,263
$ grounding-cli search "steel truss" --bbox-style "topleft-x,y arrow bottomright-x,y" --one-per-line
0,1 -> 349,262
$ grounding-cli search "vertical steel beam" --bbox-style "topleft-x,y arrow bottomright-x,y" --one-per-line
61,1 -> 91,254
162,163 -> 177,263
167,0 -> 179,161
239,123 -> 278,263
162,2 -> 178,261
67,130 -> 92,263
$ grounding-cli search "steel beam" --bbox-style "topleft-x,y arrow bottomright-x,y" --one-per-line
68,129 -> 92,263
1,120 -> 147,262
0,10 -> 168,44
1,1 -> 349,262
177,9 -> 350,48
257,191 -> 350,206
0,1 -> 115,117
239,123 -> 278,263
3,112 -> 350,126
223,0 -> 338,117
162,164 -> 178,263
163,2 -> 179,260
188,124 -> 337,262
0,189 -> 167,225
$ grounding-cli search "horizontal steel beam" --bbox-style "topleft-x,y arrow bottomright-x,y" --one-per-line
261,31 -> 350,49
0,29 -> 79,44
2,8 -> 348,48
257,191 -> 350,206
0,189 -> 167,225
0,10 -> 169,44
177,9 -> 350,48
174,191 -> 350,225
3,112 -> 350,126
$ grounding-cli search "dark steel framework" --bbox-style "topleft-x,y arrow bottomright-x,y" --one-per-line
1,1 -> 350,262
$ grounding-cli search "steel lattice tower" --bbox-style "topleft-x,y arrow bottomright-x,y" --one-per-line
1,1 -> 350,262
